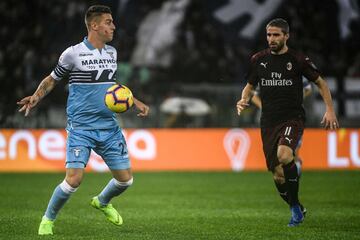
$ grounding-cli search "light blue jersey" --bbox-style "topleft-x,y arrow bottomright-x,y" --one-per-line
51,38 -> 130,170
51,37 -> 118,130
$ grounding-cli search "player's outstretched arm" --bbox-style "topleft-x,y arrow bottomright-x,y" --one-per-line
237,83 -> 255,115
314,76 -> 339,130
17,75 -> 57,117
133,97 -> 150,117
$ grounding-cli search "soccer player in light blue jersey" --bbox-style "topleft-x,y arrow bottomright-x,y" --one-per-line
17,5 -> 149,235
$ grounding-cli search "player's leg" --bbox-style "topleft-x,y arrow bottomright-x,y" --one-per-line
277,145 -> 303,226
277,145 -> 298,204
278,120 -> 304,208
278,120 -> 305,226
272,165 -> 289,204
96,169 -> 133,206
44,169 -> 84,219
90,169 -> 132,225
38,129 -> 92,235
38,168 -> 84,235
293,142 -> 307,216
91,169 -> 132,226
91,127 -> 132,225
261,127 -> 290,204
273,163 -> 307,217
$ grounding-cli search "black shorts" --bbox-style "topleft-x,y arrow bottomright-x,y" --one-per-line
261,119 -> 304,172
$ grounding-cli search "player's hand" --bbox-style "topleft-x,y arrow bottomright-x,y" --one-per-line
134,98 -> 150,117
17,95 -> 40,117
321,110 -> 339,130
236,99 -> 250,115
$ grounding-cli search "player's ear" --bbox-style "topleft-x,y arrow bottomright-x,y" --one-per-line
284,33 -> 289,41
90,21 -> 98,31
89,17 -> 101,31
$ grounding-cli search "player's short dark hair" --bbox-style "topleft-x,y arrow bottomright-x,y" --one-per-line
266,18 -> 289,34
85,5 -> 112,28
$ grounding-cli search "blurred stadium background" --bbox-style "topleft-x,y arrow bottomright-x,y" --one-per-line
1,0 -> 360,171
0,0 -> 360,239
1,0 -> 360,129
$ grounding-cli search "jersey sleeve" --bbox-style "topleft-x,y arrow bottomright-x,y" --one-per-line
50,47 -> 74,81
245,55 -> 259,86
300,55 -> 320,82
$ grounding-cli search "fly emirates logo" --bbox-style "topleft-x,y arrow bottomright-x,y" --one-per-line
261,72 -> 293,86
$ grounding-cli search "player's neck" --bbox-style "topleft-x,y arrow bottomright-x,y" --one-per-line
271,45 -> 288,55
87,34 -> 105,49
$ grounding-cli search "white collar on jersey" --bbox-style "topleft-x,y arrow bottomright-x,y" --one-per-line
83,37 -> 108,52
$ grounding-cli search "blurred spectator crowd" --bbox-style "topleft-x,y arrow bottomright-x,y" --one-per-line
1,0 -> 359,128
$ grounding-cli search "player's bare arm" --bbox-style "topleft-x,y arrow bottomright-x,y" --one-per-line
314,76 -> 339,130
237,83 -> 255,115
133,97 -> 150,117
17,75 -> 57,116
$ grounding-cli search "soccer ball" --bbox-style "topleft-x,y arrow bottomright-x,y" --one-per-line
105,84 -> 134,113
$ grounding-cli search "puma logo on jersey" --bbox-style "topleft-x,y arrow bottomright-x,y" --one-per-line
285,137 -> 292,144
260,62 -> 268,68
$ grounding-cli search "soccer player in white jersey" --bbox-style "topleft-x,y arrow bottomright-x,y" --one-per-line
17,5 -> 149,235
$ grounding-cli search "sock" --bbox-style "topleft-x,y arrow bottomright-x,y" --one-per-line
282,160 -> 300,206
98,178 -> 133,206
274,181 -> 290,205
44,180 -> 77,220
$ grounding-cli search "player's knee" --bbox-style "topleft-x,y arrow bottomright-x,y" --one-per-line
65,175 -> 83,188
277,149 -> 293,164
114,177 -> 133,187
278,155 -> 291,164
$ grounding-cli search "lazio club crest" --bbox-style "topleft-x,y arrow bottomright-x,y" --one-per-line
107,51 -> 114,59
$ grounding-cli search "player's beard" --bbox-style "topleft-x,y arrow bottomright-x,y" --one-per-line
269,41 -> 285,53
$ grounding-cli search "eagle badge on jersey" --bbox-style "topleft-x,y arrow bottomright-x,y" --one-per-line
73,148 -> 81,157
287,62 -> 292,71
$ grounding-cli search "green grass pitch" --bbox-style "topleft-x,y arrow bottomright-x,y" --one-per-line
0,171 -> 359,239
